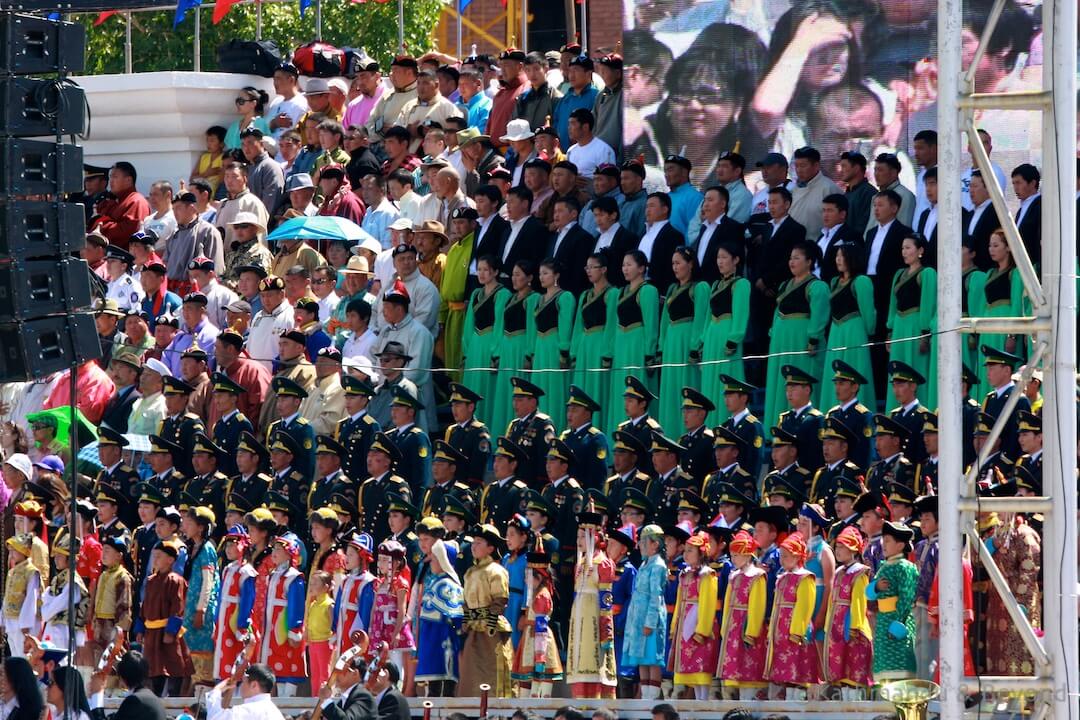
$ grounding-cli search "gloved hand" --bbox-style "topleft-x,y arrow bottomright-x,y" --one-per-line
889,620 -> 909,639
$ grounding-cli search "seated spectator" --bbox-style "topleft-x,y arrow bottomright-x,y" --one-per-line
189,179 -> 218,224
284,265 -> 312,307
240,126 -> 286,217
189,125 -> 227,196
165,292 -> 220,377
292,115 -> 324,178
142,180 -> 177,253
216,163 -> 270,249
317,165 -> 365,224
522,158 -> 554,217
338,298 -> 376,364
342,52 -> 384,131
437,64 -> 461,103
140,261 -> 182,329
267,61 -> 309,139
82,230 -> 110,281
271,233 -> 324,280
166,191 -> 224,297
459,69 -> 493,132
272,172 -> 319,230
311,265 -> 340,326
501,119 -> 539,187
312,120 -> 352,188
90,162 -> 150,250
566,108 -> 615,180
344,126 -> 381,183
43,361 -> 116,425
396,70 -> 463,153
388,169 -> 424,228
224,86 -> 272,150
223,212 -> 274,289
579,163 -> 624,237
552,55 -> 599,149
187,255 -> 237,329
360,174 -> 401,248
247,275 -> 296,372
328,255 -> 376,340
371,280 -> 435,430
515,52 -> 563,133
458,128 -> 506,197
381,126 -> 423,176
278,129 -> 302,177
373,244 -> 441,336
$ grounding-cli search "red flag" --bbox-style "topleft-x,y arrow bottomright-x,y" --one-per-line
94,10 -> 118,24
213,0 -> 240,23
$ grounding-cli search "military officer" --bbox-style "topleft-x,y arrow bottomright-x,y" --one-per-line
94,426 -> 142,528
886,481 -> 919,529
971,412 -> 1014,484
777,365 -> 825,471
228,431 -> 274,508
675,489 -> 709,529
1014,410 -> 1043,481
677,387 -> 717,486
386,384 -> 432,499
887,360 -> 934,464
335,375 -> 381,483
268,430 -> 312,510
719,374 -> 765,480
540,439 -> 584,648
809,416 -> 864,515
559,384 -> 611,492
825,360 -> 875,470
618,487 -> 656,529
826,475 -> 864,542
440,493 -> 477,569
94,484 -> 131,544
480,437 -> 530,530
443,383 -> 492,487
386,492 -> 423,576
264,376 -> 317,481
105,244 -> 145,311
604,431 -> 654,511
159,375 -> 207,477
866,414 -> 921,496
649,432 -> 696,527
921,412 -> 940,492
308,434 -> 353,513
980,345 -> 1031,461
764,425 -> 814,500
961,365 -> 982,469
185,432 -> 230,526
358,432 -> 412,544
701,426 -> 755,519
210,372 -> 254,477
616,376 -> 664,477
265,491 -> 309,563
764,475 -> 805,521
422,440 -> 476,518
505,377 -> 558,489
708,482 -> 754,531
522,491 -> 561,567
145,434 -> 187,505
131,483 -> 164,596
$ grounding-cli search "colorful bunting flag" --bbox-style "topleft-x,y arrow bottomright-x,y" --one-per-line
173,0 -> 202,27
213,0 -> 240,23
94,10 -> 118,24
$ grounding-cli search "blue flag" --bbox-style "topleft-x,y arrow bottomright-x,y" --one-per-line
459,0 -> 472,12
173,0 -> 201,27
47,11 -> 60,20
299,0 -> 313,17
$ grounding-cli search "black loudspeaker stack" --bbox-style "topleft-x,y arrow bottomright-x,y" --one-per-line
0,12 -> 99,381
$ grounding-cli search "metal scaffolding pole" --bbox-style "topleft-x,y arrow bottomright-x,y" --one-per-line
939,0 -> 1077,717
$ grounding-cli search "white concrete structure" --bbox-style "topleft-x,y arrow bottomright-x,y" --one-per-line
73,71 -> 274,193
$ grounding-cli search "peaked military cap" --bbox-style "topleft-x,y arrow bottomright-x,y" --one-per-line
236,431 -> 269,460
270,430 -> 300,456
719,374 -> 757,395
712,425 -> 744,450
342,375 -> 376,397
162,375 -> 196,395
623,375 -> 655,402
835,475 -> 864,499
612,430 -> 648,457
135,482 -> 165,506
211,372 -> 246,395
316,434 -> 346,455
369,432 -> 403,462
650,431 -> 685,454
149,434 -> 183,455
923,411 -> 939,434
621,487 -> 654,515
781,365 -> 818,386
98,426 -> 129,447
510,376 -> 544,398
448,382 -> 482,404
873,413 -> 910,439
525,490 -> 555,517
547,438 -> 576,464
494,436 -> 528,465
566,384 -> 601,412
832,360 -> 869,385
191,433 -> 224,459
1017,410 -> 1041,433
272,376 -> 309,399
440,493 -> 475,523
982,344 -> 1021,368
888,360 -> 926,385
386,492 -> 419,518
886,481 -> 917,505
820,416 -> 857,445
433,439 -> 468,465
715,482 -> 754,507
677,489 -> 709,517
770,425 -> 799,447
681,386 -> 715,412
390,384 -> 424,410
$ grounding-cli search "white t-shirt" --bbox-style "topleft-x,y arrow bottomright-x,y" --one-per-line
267,93 -> 309,139
566,137 -> 616,179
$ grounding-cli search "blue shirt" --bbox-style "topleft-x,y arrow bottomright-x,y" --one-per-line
361,198 -> 401,248
164,318 -> 220,376
464,93 -> 493,132
142,291 -> 182,331
668,182 -> 703,236
579,187 -> 625,237
620,190 -> 647,237
725,179 -> 753,224
552,85 -> 599,149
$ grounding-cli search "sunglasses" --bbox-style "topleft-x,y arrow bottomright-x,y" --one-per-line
312,278 -> 332,285
233,223 -> 253,229
235,97 -> 256,105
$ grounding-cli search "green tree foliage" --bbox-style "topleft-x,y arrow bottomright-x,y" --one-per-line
79,0 -> 444,75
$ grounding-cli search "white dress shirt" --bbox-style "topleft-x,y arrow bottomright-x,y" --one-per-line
638,220 -> 668,261
1016,192 -> 1040,225
814,223 -> 842,277
501,216 -> 530,264
867,219 -> 894,276
207,689 -> 286,720
470,213 -> 499,273
920,206 -> 938,240
595,222 -> 620,251
696,215 -> 723,267
552,220 -> 577,256
968,199 -> 992,235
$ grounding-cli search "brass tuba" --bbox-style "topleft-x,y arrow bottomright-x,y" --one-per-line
881,679 -> 941,720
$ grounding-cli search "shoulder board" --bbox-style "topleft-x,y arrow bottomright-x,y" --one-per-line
745,414 -> 759,423
763,469 -> 781,480
896,457 -> 913,466
390,475 -> 408,485
558,429 -> 570,440
535,413 -> 551,422
889,405 -> 903,415
702,427 -> 715,437
296,417 -> 310,425
827,404 -> 842,414
512,479 -> 528,489
677,470 -> 693,482
236,413 -> 248,423
405,531 -> 418,541
734,467 -> 751,477
120,465 -> 135,474
855,404 -> 870,414
257,473 -> 274,483
409,426 -> 423,435
587,426 -> 601,436
454,482 -> 471,492
184,412 -> 201,420
470,420 -> 485,429
843,461 -> 861,471
616,419 -> 630,430
807,408 -> 823,416
566,478 -> 581,488
363,415 -> 376,424
635,471 -> 652,482
778,410 -> 791,420
646,418 -> 662,429
290,470 -> 306,479
794,467 -> 812,477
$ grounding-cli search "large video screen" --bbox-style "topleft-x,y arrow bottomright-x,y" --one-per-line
622,0 -> 1060,194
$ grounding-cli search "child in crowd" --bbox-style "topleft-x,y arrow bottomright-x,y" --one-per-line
213,524 -> 257,680
306,570 -> 335,692
260,535 -> 307,697
670,531 -> 719,700
502,515 -> 531,649
766,532 -> 818,700
867,521 -> 919,682
142,539 -> 194,696
415,539 -> 464,697
566,506 -> 617,699
333,532 -> 377,654
623,524 -> 667,700
718,530 -> 769,700
190,125 -> 226,195
511,541 -> 563,698
40,528 -> 88,654
181,506 -> 219,697
370,539 -> 415,674
823,526 -> 873,699
3,533 -> 41,657
90,536 -> 133,668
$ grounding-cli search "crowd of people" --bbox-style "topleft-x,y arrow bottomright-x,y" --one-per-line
0,16 -> 1070,715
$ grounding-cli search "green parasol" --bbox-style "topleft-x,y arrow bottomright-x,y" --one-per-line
27,406 -> 99,449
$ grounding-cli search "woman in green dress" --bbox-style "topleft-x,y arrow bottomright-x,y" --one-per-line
886,234 -> 937,408
658,247 -> 709,432
605,250 -> 660,433
973,229 -> 1029,397
698,242 -> 750,425
762,243 -> 830,436
490,260 -> 539,436
571,251 -> 619,433
461,255 -> 511,428
819,243 -> 877,413
439,217 -> 477,379
529,258 -> 576,418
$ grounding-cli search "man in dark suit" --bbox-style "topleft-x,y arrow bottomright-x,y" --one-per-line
695,185 -> 746,284
498,185 -> 549,288
547,196 -> 597,295
318,656 -> 378,720
817,193 -> 861,282
963,170 -> 1001,270
639,191 -> 685,291
747,186 -> 806,357
588,195 -> 639,286
470,184 -> 510,269
100,351 -> 141,433
90,651 -> 167,720
1011,163 -> 1042,268
374,662 -> 411,720
865,189 -> 912,395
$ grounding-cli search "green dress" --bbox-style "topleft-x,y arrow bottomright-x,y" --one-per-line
819,274 -> 877,413
462,284 -> 511,428
886,266 -> 937,409
606,282 -> 660,432
570,285 -> 618,433
530,289 -> 576,418
491,291 -> 539,437
871,555 -> 919,680
658,281 -> 709,433
973,266 -> 1028,398
698,274 -> 750,426
439,232 -> 476,379
930,266 -> 987,408
762,275 -> 830,437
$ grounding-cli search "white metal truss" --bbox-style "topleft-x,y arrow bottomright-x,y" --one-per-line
937,0 -> 1077,717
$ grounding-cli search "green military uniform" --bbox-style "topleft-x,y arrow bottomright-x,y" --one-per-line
479,437 -> 530,529
335,375 -> 381,483
505,377 -> 557,488
719,375 -> 765,481
615,376 -> 663,478
158,375 -> 207,477
559,384 -> 611,492
824,360 -> 875,470
386,385 -> 432,499
227,431 -> 273,508
94,426 -> 142,529
866,414 -> 922,496
422,440 -> 477,517
358,432 -> 412,544
209,372 -> 254,477
264,376 -> 317,481
677,388 -> 717,486
308,435 -> 354,512
443,383 -> 492,487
